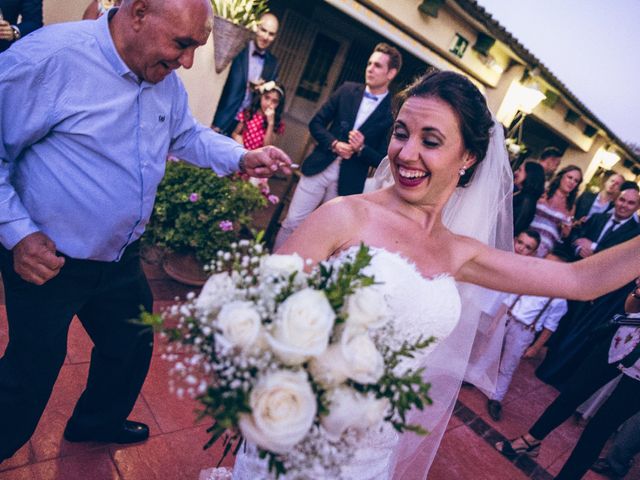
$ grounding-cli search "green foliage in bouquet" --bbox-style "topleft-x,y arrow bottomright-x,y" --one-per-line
211,0 -> 269,29
143,242 -> 437,478
143,161 -> 266,263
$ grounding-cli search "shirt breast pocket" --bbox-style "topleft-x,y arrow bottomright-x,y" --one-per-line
147,109 -> 171,158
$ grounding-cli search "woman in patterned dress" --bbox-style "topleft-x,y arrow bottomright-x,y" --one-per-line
528,165 -> 582,257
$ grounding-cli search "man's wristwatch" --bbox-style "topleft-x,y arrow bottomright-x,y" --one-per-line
10,25 -> 21,41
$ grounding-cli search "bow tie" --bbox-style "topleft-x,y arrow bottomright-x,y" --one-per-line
252,50 -> 266,58
363,91 -> 379,101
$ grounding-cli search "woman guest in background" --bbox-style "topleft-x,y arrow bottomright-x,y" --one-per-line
82,0 -> 120,20
513,160 -> 546,235
528,165 -> 582,257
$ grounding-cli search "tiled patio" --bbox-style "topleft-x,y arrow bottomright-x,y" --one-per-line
0,257 -> 637,479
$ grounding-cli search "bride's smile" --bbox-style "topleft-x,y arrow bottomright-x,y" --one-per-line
387,96 -> 475,208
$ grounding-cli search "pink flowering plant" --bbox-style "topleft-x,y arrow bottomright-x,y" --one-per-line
143,241 -> 435,478
143,161 -> 266,263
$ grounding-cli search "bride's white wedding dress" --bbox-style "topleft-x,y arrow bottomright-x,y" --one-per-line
227,246 -> 462,480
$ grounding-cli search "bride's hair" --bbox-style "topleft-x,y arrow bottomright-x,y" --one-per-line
394,69 -> 494,187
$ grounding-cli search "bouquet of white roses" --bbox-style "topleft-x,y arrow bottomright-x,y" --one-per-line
145,238 -> 435,478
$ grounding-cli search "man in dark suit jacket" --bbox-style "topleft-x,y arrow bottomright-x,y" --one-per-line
212,13 -> 279,135
555,185 -> 640,262
274,42 -> 402,248
573,172 -> 624,222
0,0 -> 42,53
538,185 -> 640,388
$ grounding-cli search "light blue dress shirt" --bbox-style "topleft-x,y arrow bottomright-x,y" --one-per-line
0,12 -> 246,261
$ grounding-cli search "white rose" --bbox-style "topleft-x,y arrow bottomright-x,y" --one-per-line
340,329 -> 385,384
308,343 -> 349,387
259,254 -> 305,279
238,370 -> 316,454
195,273 -> 236,315
321,387 -> 389,441
266,288 -> 335,365
216,301 -> 262,350
344,286 -> 388,330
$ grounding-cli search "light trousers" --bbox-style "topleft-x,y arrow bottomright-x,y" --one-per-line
491,317 -> 536,402
274,159 -> 340,250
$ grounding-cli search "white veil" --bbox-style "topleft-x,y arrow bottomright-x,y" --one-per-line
368,119 -> 514,478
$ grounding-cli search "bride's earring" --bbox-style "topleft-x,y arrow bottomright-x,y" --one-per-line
458,167 -> 467,176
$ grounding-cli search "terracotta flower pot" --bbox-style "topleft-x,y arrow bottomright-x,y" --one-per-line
213,15 -> 255,74
162,251 -> 208,287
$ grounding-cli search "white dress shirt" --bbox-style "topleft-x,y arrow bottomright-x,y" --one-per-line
503,294 -> 567,332
353,87 -> 388,130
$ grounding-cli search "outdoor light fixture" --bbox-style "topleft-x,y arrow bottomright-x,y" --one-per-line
499,81 -> 546,147
595,148 -> 621,170
515,82 -> 546,114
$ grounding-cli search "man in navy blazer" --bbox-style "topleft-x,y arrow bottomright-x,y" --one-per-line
212,13 -> 279,135
573,172 -> 623,223
0,0 -> 42,53
555,183 -> 640,262
274,43 -> 402,248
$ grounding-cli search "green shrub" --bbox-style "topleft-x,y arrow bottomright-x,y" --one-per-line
144,160 -> 266,263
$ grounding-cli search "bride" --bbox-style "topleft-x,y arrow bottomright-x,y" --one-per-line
227,70 -> 640,479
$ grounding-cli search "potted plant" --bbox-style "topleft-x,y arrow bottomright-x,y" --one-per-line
143,160 -> 266,285
211,0 -> 269,73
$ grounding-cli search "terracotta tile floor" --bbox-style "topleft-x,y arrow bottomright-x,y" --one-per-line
1,262 -> 639,479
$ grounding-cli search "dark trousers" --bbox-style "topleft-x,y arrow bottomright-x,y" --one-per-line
528,338 -> 640,480
0,243 -> 154,461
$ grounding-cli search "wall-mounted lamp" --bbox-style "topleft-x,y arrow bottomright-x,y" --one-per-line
596,149 -> 621,170
515,82 -> 546,114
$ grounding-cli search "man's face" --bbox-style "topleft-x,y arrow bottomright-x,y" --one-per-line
128,0 -> 212,84
604,174 -> 624,195
514,233 -> 538,256
365,51 -> 397,91
614,189 -> 640,220
254,14 -> 278,51
539,156 -> 561,176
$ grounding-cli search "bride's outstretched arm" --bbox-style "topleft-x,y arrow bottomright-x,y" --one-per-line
457,236 -> 640,301
275,197 -> 360,267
